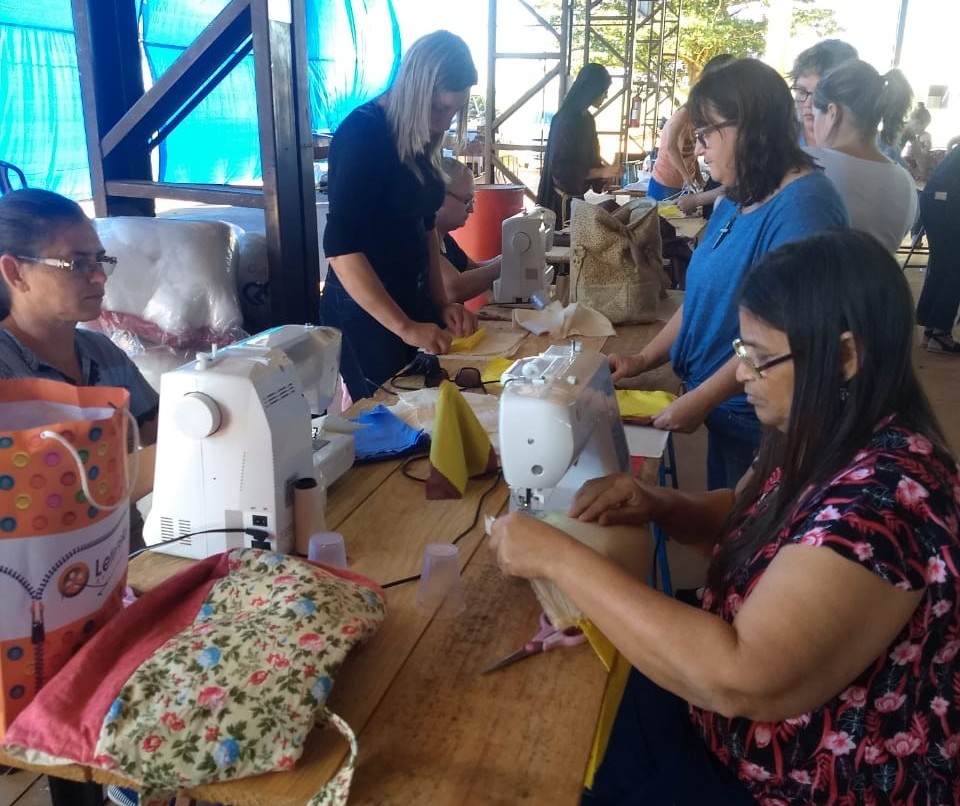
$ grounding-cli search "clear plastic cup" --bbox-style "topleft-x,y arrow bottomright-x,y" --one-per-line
307,531 -> 347,568
415,543 -> 466,618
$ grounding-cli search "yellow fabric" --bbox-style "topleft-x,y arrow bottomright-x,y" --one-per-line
449,328 -> 487,353
615,389 -> 677,418
429,381 -> 495,496
584,650 -> 633,789
658,203 -> 682,217
577,619 -> 631,789
480,356 -> 514,386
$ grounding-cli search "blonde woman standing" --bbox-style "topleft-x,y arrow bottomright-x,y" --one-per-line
320,31 -> 479,400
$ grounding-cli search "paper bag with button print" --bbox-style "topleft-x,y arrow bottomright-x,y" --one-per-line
0,378 -> 131,736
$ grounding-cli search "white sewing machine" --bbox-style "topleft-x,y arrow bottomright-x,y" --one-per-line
144,325 -> 354,558
492,206 -> 556,304
498,344 -> 629,514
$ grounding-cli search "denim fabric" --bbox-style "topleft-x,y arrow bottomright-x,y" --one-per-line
582,669 -> 757,805
705,407 -> 762,490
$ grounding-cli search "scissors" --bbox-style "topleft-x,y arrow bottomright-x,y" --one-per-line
481,612 -> 586,674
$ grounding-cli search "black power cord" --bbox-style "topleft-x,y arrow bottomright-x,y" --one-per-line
129,527 -> 271,560
381,470 -> 503,589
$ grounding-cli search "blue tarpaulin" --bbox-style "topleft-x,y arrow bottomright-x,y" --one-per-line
0,0 -> 401,199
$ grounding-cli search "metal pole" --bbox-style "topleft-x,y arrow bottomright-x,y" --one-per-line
894,0 -> 909,67
485,0 -> 497,184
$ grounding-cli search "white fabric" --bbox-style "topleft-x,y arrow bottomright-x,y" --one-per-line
513,301 -> 616,338
806,147 -> 918,252
94,217 -> 244,344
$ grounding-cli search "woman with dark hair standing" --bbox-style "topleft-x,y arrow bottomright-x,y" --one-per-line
491,229 -> 960,804
608,59 -> 848,489
320,30 -> 479,401
536,63 -> 622,222
807,59 -> 917,252
648,53 -> 736,203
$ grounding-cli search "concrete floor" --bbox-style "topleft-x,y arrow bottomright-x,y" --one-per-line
665,258 -> 960,590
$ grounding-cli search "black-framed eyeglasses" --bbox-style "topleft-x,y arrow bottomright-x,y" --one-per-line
446,190 -> 475,209
693,120 -> 737,148
733,338 -> 793,379
791,86 -> 813,103
390,358 -> 488,394
16,254 -> 117,277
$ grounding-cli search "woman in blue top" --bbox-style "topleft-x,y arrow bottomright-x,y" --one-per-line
608,59 -> 849,489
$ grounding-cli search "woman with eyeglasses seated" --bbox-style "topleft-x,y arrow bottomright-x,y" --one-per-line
536,63 -> 622,223
805,60 -> 918,253
788,39 -> 858,147
0,188 -> 158,445
607,59 -> 848,490
491,229 -> 960,805
436,157 -> 501,304
320,31 -> 479,402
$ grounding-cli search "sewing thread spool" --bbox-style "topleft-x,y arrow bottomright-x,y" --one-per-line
293,477 -> 326,555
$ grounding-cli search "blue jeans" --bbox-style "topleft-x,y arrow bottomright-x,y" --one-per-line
582,669 -> 757,805
705,408 -> 761,490
319,283 -> 421,401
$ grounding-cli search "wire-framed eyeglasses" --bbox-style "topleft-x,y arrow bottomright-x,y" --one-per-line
446,190 -> 475,209
732,338 -> 793,379
16,254 -> 117,277
693,120 -> 736,148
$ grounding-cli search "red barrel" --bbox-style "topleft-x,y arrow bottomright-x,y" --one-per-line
455,184 -> 525,261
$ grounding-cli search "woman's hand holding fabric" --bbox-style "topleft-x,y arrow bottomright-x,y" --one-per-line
441,303 -> 478,337
651,391 -> 710,433
568,473 -> 654,526
400,321 -> 452,355
489,512 -> 574,580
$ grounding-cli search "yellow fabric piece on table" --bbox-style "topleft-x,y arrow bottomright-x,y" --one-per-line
578,620 -> 632,789
426,380 -> 498,499
615,389 -> 677,418
480,355 -> 515,386
658,203 -> 682,217
449,328 -> 487,353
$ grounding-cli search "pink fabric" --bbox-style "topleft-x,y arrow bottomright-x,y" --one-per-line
2,555 -> 224,762
2,553 -> 385,766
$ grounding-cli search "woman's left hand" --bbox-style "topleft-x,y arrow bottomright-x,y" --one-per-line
442,303 -> 478,337
651,392 -> 710,433
489,512 -> 572,580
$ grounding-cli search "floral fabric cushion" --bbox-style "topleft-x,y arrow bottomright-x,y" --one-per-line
3,549 -> 386,805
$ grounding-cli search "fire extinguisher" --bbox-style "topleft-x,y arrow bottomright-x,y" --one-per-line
629,93 -> 641,128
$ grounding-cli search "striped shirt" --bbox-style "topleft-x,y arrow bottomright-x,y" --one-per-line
0,327 -> 159,424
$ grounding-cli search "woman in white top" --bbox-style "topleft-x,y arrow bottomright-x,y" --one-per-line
806,59 -> 918,253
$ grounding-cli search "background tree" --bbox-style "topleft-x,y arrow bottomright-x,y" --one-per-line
679,0 -> 840,82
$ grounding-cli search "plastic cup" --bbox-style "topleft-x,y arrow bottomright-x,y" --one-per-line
415,543 -> 466,618
307,531 -> 347,568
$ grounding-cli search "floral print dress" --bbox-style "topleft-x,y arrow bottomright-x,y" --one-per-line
691,420 -> 960,805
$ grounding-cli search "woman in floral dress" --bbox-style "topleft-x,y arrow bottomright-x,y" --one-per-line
491,229 -> 960,805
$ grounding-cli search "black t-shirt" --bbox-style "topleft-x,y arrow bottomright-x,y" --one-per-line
323,101 -> 445,315
536,109 -> 603,221
442,233 -> 470,272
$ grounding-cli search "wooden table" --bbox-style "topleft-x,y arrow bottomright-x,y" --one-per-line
0,321 -> 679,806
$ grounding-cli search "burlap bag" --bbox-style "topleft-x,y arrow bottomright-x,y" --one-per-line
569,198 -> 668,323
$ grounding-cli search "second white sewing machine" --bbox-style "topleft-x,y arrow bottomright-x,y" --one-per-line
144,324 -> 353,559
492,206 -> 556,305
498,344 -> 630,514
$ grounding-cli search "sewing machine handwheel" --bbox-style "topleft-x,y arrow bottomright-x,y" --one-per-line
174,392 -> 222,439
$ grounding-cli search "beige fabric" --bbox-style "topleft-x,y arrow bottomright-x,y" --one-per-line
569,198 -> 668,324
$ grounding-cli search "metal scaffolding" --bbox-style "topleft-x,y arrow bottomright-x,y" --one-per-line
483,0 -> 681,198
